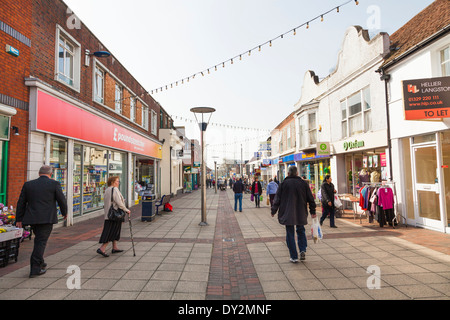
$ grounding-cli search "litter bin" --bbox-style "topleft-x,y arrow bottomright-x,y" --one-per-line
141,192 -> 156,222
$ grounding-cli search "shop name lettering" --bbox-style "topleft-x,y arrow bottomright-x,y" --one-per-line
178,304 -> 272,317
343,140 -> 364,151
113,128 -> 144,148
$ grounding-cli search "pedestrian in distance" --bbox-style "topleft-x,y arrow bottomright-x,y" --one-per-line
266,178 -> 278,207
232,177 -> 245,212
251,177 -> 262,208
97,176 -> 131,257
16,165 -> 68,278
271,166 -> 316,262
320,175 -> 338,228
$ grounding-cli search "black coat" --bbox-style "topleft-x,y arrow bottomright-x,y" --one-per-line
233,180 -> 245,193
16,176 -> 68,225
271,176 -> 316,226
320,182 -> 335,207
251,181 -> 262,195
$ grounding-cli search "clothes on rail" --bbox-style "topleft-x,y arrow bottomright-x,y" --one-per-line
359,184 -> 396,227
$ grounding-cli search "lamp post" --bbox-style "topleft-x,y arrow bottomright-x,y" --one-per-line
190,107 -> 215,226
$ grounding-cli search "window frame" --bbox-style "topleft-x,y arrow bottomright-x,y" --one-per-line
115,83 -> 123,114
341,86 -> 372,138
94,65 -> 105,104
440,46 -> 450,76
151,109 -> 158,135
55,25 -> 81,92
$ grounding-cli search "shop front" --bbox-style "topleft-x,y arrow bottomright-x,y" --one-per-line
331,130 -> 389,198
294,151 -> 330,202
0,104 -> 17,205
27,86 -> 162,225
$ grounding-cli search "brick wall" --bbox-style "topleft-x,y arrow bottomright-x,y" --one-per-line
31,0 -> 161,139
0,0 -> 32,207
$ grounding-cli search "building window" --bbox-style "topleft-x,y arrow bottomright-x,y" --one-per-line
287,126 -> 291,149
130,97 -> 136,122
341,87 -> 371,138
94,66 -> 104,104
151,110 -> 157,135
142,106 -> 149,130
441,47 -> 450,76
298,115 -> 306,149
308,113 -> 317,145
115,84 -> 122,114
55,26 -> 80,90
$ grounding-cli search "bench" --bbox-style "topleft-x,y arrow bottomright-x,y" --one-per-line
155,195 -> 171,215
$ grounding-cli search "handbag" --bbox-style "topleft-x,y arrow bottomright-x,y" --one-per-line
107,187 -> 126,222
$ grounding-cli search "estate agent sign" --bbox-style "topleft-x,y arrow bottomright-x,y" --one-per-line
402,76 -> 450,120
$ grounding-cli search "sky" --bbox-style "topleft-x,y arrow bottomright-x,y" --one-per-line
63,0 -> 434,167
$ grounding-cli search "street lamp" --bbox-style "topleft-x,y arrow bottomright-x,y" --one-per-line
212,156 -> 219,194
190,106 -> 215,226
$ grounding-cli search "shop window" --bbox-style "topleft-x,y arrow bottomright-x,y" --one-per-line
94,66 -> 104,104
49,139 -> 67,220
55,26 -> 80,91
441,46 -> 450,76
115,83 -> 122,114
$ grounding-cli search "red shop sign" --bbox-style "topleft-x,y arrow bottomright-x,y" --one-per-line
35,90 -> 162,159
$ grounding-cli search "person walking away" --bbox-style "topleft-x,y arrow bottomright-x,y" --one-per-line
232,177 -> 245,212
251,177 -> 262,208
97,176 -> 131,257
271,166 -> 316,262
320,175 -> 337,228
266,178 -> 278,207
16,165 -> 68,277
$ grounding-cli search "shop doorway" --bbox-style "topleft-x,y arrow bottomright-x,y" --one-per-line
411,137 -> 445,232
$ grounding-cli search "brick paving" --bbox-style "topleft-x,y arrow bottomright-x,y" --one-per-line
0,187 -> 448,300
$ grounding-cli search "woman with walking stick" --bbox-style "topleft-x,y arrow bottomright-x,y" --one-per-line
97,176 -> 130,257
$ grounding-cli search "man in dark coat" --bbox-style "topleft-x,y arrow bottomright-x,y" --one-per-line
16,165 -> 67,277
271,166 -> 316,262
320,175 -> 337,228
232,177 -> 245,212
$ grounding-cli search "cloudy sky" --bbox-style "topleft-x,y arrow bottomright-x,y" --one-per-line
63,0 -> 433,166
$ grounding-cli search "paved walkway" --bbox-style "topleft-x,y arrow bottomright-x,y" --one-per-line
0,188 -> 449,300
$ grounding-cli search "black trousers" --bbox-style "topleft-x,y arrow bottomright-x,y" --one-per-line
30,224 -> 53,274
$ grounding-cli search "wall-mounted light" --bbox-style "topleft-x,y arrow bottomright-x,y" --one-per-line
11,126 -> 19,136
84,49 -> 111,66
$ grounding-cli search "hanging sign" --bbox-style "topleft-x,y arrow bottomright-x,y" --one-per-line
402,76 -> 450,120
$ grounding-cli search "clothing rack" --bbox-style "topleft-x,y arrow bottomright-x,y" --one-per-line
361,181 -> 406,228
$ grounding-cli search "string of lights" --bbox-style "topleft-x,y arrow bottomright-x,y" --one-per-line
148,0 -> 359,95
172,114 -> 271,132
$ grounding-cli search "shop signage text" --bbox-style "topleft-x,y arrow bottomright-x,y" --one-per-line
402,76 -> 450,120
35,91 -> 162,159
343,140 -> 365,151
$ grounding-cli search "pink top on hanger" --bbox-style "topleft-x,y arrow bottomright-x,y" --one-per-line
377,187 -> 394,210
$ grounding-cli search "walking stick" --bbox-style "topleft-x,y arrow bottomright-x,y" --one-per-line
128,214 -> 136,257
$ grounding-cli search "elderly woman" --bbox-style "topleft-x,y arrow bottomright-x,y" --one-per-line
97,176 -> 130,257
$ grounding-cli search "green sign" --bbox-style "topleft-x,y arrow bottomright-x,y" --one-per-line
317,142 -> 330,156
343,140 -> 365,151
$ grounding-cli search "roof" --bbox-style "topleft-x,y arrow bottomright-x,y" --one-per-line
381,0 -> 450,69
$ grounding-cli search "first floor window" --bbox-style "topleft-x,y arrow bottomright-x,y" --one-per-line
151,110 -> 157,135
441,47 -> 450,76
94,66 -> 104,104
115,84 -> 122,114
57,36 -> 74,86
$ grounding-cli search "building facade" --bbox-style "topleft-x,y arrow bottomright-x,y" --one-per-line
379,0 -> 450,233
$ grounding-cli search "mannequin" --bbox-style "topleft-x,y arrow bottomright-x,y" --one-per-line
359,169 -> 370,183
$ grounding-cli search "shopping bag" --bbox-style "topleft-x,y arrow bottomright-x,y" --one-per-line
250,194 -> 254,202
311,218 -> 323,243
334,195 -> 343,208
260,195 -> 263,202
164,203 -> 173,212
266,197 -> 270,205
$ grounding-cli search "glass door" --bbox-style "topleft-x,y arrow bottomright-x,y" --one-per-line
412,144 -> 443,230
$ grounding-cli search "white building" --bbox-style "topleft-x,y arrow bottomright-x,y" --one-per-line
378,0 -> 450,233
160,127 -> 184,197
294,25 -> 391,199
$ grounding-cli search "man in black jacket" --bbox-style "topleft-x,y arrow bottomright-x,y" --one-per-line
271,166 -> 316,262
232,177 -> 245,212
16,165 -> 67,277
320,175 -> 337,228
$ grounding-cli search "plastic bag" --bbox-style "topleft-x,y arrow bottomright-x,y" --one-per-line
260,195 -> 263,202
311,218 -> 323,243
250,194 -> 254,202
334,195 -> 343,208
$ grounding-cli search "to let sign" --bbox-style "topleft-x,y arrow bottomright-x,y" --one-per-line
402,76 -> 450,120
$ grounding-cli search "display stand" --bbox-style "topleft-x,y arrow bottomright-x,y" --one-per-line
0,227 -> 23,267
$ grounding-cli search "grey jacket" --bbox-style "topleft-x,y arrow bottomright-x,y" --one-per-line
104,186 -> 128,220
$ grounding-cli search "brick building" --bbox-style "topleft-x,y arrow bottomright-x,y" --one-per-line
1,0 -> 172,225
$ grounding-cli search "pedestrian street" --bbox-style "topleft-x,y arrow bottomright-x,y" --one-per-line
0,188 -> 449,300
